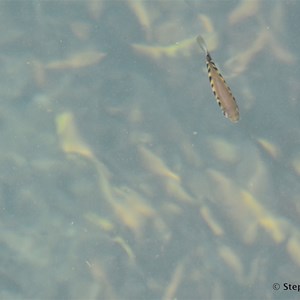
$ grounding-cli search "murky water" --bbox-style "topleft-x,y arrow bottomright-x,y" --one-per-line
1,1 -> 300,299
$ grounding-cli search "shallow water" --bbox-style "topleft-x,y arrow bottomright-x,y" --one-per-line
1,1 -> 300,299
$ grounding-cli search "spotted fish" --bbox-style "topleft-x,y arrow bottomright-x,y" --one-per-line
196,35 -> 239,123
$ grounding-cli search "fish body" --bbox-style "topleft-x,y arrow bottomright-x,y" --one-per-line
197,35 -> 239,123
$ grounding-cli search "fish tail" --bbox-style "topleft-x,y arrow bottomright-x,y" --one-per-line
196,35 -> 208,54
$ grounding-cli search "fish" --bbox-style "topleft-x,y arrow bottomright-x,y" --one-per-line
196,35 -> 239,123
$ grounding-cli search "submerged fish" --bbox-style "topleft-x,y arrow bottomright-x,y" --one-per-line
197,35 -> 239,123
